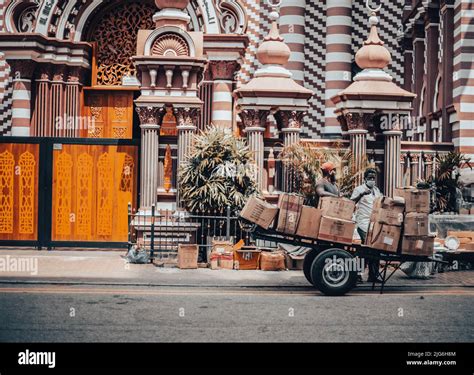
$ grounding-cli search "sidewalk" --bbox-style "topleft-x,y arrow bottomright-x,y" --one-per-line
0,249 -> 473,289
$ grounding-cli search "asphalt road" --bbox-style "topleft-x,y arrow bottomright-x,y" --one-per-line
0,284 -> 473,342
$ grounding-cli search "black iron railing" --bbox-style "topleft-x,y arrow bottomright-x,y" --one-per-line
128,205 -> 254,263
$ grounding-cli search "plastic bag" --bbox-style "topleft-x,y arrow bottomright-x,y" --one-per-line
400,261 -> 435,279
126,245 -> 150,264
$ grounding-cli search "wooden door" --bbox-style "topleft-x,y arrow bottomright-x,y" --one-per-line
51,144 -> 138,242
83,90 -> 134,139
0,143 -> 39,241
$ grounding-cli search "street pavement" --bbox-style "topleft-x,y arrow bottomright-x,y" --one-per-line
0,284 -> 472,342
0,249 -> 472,343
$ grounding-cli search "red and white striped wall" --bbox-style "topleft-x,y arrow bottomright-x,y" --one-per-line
452,0 -> 474,161
11,73 -> 32,137
280,0 -> 306,85
211,80 -> 233,129
324,0 -> 353,137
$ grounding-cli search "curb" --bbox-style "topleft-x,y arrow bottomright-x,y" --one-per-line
0,279 -> 471,289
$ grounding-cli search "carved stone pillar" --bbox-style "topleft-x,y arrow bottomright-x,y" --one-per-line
175,107 -> 199,205
209,61 -> 239,130
51,66 -> 67,137
410,153 -> 420,186
383,129 -> 402,197
136,106 -> 163,210
400,153 -> 407,187
425,153 -> 434,180
342,112 -> 371,186
64,67 -> 82,137
32,65 -> 52,136
276,110 -> 304,192
240,109 -> 269,191
9,60 -> 35,137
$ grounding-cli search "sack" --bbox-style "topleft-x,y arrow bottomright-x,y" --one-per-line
126,245 -> 149,264
260,251 -> 286,271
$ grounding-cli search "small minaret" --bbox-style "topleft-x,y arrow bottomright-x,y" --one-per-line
331,3 -> 416,195
234,7 -> 313,193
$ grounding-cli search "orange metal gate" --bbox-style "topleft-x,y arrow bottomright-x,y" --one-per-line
0,138 -> 139,248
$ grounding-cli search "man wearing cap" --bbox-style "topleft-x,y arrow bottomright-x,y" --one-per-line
315,162 -> 340,207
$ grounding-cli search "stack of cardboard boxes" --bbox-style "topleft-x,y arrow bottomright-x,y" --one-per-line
365,188 -> 433,256
241,188 -> 434,258
396,188 -> 434,256
241,194 -> 356,245
365,197 -> 404,252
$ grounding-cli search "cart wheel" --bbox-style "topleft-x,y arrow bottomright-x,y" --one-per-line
303,249 -> 319,286
311,248 -> 357,296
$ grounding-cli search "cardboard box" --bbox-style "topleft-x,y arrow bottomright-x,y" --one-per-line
260,251 -> 286,271
240,196 -> 279,229
219,252 -> 234,270
461,243 -> 474,251
296,206 -> 322,239
371,197 -> 405,226
403,213 -> 429,236
276,193 -> 305,234
447,231 -> 474,240
318,197 -> 355,220
212,240 -> 233,254
394,187 -> 430,213
366,222 -> 401,253
177,244 -> 199,269
317,216 -> 355,245
209,251 -> 234,270
401,235 -> 434,256
234,247 -> 261,270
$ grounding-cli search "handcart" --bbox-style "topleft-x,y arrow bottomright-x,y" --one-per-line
240,218 -> 444,296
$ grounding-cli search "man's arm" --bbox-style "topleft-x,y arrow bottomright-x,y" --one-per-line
316,184 -> 339,198
351,186 -> 370,204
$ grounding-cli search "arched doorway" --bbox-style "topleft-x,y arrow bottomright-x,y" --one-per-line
81,0 -> 157,139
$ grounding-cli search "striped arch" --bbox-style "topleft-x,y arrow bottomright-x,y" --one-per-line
31,0 -> 223,40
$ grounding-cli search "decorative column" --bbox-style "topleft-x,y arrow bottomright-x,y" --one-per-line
136,106 -> 163,210
410,153 -> 420,186
400,153 -> 407,187
425,153 -> 434,180
175,107 -> 199,205
51,66 -> 67,137
383,129 -> 402,197
209,61 -> 238,130
280,0 -> 306,85
276,110 -> 304,191
324,0 -> 353,136
32,65 -> 52,136
64,67 -> 82,138
344,112 -> 371,186
9,60 -> 35,137
240,109 -> 269,191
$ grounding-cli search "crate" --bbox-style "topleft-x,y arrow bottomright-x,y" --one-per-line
178,244 -> 199,269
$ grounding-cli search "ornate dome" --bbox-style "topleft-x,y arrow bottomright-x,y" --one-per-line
151,34 -> 190,57
355,13 -> 391,70
256,12 -> 291,66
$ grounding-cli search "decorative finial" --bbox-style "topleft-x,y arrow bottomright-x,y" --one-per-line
354,0 -> 391,73
366,0 -> 382,14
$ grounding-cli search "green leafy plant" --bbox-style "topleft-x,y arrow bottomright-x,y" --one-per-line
179,126 -> 261,213
280,141 -> 374,205
428,151 -> 472,213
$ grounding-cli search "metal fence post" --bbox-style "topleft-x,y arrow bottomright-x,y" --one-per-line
150,204 -> 155,262
127,202 -> 132,255
226,205 -> 231,241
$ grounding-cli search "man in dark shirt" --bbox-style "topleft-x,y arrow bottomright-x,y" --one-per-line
315,162 -> 339,207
